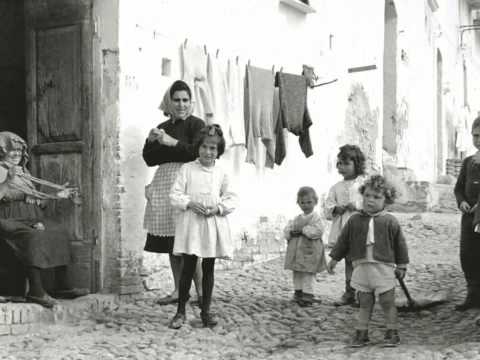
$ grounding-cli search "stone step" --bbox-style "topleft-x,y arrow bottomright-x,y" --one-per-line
0,294 -> 118,336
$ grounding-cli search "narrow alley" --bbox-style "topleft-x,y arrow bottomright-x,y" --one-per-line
0,212 -> 478,360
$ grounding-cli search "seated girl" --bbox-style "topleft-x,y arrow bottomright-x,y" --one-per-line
0,131 -> 88,308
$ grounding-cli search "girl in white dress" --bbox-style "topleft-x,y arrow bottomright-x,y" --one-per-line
168,124 -> 237,329
324,144 -> 366,306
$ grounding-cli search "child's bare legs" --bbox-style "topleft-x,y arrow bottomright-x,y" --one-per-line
378,289 -> 397,329
200,258 -> 216,327
351,291 -> 373,347
378,288 -> 400,346
357,291 -> 374,330
335,260 -> 356,306
292,271 -> 315,306
292,271 -> 304,301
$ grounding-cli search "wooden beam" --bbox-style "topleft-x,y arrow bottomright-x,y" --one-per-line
348,65 -> 377,73
31,141 -> 84,154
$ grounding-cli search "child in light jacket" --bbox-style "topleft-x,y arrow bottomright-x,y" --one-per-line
284,186 -> 327,307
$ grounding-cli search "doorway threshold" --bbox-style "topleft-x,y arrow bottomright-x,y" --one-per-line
0,294 -> 118,336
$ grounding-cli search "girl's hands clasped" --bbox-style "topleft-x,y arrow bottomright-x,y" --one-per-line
187,201 -> 220,217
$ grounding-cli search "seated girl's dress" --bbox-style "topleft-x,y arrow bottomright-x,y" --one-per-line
284,212 -> 327,273
170,160 -> 237,259
324,176 -> 365,247
0,176 -> 72,269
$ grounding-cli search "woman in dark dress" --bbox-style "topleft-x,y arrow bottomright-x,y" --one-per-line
0,131 -> 88,308
143,80 -> 205,304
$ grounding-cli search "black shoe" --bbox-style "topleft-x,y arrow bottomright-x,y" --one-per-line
293,290 -> 303,302
168,313 -> 186,329
334,291 -> 356,306
298,292 -> 314,307
350,329 -> 369,347
200,311 -> 218,328
455,300 -> 476,311
52,288 -> 90,299
383,329 -> 400,347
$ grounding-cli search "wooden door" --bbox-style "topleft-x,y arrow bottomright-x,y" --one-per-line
24,0 -> 98,291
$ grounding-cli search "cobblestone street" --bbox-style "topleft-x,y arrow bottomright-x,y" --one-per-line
1,212 -> 480,360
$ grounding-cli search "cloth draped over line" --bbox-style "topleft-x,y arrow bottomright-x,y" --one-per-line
275,72 -> 313,158
207,54 -> 232,147
227,59 -> 246,146
244,65 -> 276,168
181,44 -> 214,122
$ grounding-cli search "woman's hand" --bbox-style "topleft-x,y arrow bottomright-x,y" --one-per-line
459,201 -> 471,213
56,183 -> 79,199
327,259 -> 337,274
157,132 -> 178,147
147,128 -> 164,142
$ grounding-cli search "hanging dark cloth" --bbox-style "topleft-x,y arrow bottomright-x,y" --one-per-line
275,72 -> 313,158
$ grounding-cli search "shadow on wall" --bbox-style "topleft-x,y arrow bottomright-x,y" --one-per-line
342,83 -> 379,173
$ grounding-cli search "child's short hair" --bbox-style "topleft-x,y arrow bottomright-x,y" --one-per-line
194,124 -> 226,158
359,175 -> 397,205
472,116 -> 480,132
297,186 -> 318,202
337,144 -> 366,176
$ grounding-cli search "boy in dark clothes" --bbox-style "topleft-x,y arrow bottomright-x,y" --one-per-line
454,116 -> 480,311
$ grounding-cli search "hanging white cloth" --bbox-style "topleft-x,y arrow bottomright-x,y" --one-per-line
207,53 -> 231,146
227,59 -> 246,146
181,43 -> 214,122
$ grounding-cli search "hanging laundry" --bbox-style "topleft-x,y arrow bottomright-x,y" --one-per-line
181,43 -> 214,122
227,59 -> 246,146
276,72 -> 313,158
244,65 -> 275,166
273,87 -> 287,166
207,53 -> 231,145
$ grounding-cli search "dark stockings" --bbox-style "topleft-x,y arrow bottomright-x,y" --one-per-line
177,255 -> 215,315
27,266 -> 70,297
26,267 -> 45,297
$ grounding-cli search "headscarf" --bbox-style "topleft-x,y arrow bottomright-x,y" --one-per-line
0,131 -> 29,169
0,131 -> 71,200
158,83 -> 194,119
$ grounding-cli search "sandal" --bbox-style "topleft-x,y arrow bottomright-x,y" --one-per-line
168,313 -> 186,329
26,294 -> 57,308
